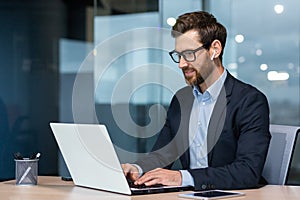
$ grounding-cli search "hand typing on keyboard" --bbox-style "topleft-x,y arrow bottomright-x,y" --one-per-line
122,164 -> 182,187
135,168 -> 182,187
127,177 -> 164,189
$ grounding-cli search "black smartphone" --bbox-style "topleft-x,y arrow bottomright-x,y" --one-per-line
178,190 -> 245,200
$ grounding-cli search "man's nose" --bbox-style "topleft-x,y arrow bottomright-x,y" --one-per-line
178,57 -> 188,69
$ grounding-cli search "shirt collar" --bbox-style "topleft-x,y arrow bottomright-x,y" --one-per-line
193,70 -> 227,103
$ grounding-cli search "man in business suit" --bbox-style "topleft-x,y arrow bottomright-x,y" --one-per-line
122,11 -> 271,190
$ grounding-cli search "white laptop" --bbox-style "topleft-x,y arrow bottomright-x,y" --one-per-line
50,123 -> 193,195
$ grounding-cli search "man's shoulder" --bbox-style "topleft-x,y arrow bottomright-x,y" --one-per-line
227,73 -> 265,94
226,73 -> 268,103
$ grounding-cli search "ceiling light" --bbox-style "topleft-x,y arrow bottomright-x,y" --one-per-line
274,4 -> 284,14
167,17 -> 176,27
267,71 -> 289,81
228,62 -> 238,70
260,64 -> 268,71
256,49 -> 263,56
238,56 -> 246,63
93,49 -> 97,56
235,34 -> 244,43
288,63 -> 294,69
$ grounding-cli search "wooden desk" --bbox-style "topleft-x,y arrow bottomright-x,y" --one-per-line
1,176 -> 300,200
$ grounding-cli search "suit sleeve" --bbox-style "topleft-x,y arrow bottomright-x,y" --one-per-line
135,94 -> 182,172
135,86 -> 193,172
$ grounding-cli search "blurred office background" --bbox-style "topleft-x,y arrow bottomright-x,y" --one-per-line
0,0 -> 299,181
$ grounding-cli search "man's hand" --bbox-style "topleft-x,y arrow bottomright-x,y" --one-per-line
135,168 -> 182,186
121,163 -> 140,181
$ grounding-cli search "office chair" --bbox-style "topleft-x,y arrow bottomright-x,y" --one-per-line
262,124 -> 300,185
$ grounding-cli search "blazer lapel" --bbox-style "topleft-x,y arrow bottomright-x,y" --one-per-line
175,86 -> 194,168
207,72 -> 234,165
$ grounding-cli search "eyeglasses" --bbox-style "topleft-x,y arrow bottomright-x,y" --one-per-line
169,45 -> 205,63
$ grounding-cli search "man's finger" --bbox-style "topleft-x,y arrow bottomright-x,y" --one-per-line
121,163 -> 139,181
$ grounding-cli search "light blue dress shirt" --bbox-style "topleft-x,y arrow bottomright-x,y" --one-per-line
180,70 -> 227,186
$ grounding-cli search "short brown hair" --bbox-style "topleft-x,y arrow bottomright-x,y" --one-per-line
172,11 -> 227,61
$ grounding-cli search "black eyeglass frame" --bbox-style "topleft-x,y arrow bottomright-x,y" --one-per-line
169,45 -> 206,63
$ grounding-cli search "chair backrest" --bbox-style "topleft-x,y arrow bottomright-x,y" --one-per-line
262,124 -> 300,185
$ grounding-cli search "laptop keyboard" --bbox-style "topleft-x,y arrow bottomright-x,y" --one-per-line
126,177 -> 194,194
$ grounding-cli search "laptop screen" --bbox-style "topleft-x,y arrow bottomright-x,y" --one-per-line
286,129 -> 300,185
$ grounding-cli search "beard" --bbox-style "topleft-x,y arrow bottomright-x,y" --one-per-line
196,74 -> 205,86
183,59 -> 215,88
184,68 -> 204,86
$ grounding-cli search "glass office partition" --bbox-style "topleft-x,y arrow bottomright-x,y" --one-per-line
208,0 -> 300,126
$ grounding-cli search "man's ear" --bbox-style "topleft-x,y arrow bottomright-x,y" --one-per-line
210,40 -> 222,59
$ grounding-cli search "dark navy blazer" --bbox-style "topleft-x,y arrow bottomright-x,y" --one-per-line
137,71 -> 271,190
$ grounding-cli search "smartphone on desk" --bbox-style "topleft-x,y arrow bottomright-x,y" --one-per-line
178,190 -> 245,200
